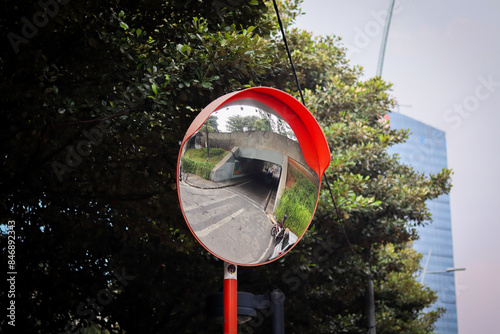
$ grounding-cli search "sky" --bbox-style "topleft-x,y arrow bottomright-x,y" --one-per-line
293,1 -> 500,333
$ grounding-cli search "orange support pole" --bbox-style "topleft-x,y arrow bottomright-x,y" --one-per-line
223,262 -> 237,334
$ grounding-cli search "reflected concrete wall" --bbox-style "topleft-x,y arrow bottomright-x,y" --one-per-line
210,147 -> 284,182
211,147 -> 239,182
201,131 -> 308,168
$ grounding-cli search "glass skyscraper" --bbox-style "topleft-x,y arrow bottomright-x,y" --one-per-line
388,112 -> 458,333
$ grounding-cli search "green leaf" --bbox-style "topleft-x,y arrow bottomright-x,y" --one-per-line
120,22 -> 129,30
136,28 -> 142,36
152,83 -> 158,95
180,44 -> 192,55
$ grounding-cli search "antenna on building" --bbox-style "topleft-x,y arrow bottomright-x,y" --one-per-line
376,0 -> 396,77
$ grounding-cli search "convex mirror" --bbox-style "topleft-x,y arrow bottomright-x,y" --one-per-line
177,87 -> 330,266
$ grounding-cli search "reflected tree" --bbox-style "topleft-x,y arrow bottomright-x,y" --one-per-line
226,115 -> 259,132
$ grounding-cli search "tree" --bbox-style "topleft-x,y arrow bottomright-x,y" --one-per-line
238,2 -> 451,332
375,244 -> 445,334
1,1 -> 273,333
0,0 -> 451,333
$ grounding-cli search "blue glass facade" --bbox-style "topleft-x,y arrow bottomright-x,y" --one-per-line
388,113 -> 458,334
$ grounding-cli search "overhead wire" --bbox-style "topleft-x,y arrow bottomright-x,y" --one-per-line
271,0 -> 348,231
272,6 -> 379,332
271,0 -> 305,105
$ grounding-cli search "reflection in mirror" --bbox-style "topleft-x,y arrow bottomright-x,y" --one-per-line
178,102 -> 320,265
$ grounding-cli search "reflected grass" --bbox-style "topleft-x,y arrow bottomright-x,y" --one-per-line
275,164 -> 317,236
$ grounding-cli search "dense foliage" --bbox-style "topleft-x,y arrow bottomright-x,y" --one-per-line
1,0 -> 451,333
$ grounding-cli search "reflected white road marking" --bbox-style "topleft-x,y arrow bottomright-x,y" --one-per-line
195,208 -> 246,238
181,191 -> 237,212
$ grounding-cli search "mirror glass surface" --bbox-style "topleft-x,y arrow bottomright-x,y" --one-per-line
178,101 -> 320,265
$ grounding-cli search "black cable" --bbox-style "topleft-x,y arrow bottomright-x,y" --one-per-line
324,176 -> 355,254
271,0 -> 305,105
324,176 -> 341,220
272,0 -> 354,253
272,9 -> 372,328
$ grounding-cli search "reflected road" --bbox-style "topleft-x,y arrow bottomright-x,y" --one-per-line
179,174 -> 276,264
